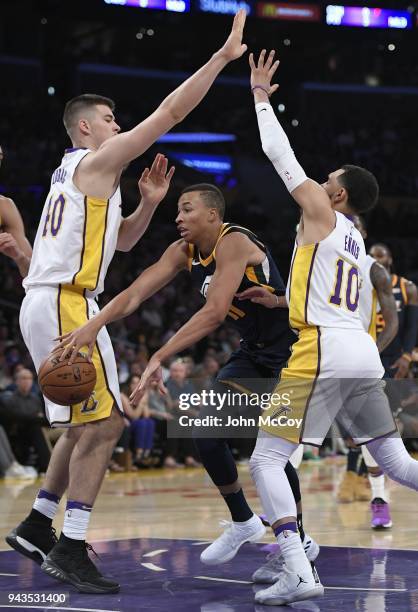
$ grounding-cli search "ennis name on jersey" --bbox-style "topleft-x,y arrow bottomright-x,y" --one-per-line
287,211 -> 365,331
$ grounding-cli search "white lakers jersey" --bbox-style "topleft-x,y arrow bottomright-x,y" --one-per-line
286,211 -> 366,330
359,254 -> 377,340
24,148 -> 122,299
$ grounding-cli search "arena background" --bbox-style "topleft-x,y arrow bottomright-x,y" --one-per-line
1,0 -> 418,381
2,2 -> 418,610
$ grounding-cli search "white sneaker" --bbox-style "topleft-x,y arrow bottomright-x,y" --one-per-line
254,564 -> 324,606
4,463 -> 34,480
252,533 -> 320,584
23,466 -> 38,478
200,515 -> 266,565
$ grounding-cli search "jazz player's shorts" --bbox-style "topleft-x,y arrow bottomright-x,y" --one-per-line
20,285 -> 122,427
260,326 -> 397,446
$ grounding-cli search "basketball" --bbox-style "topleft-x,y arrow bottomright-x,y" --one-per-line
38,351 -> 96,406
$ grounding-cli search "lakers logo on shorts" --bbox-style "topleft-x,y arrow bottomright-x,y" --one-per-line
80,391 -> 99,414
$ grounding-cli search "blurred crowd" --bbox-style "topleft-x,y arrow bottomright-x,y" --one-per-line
1,17 -> 418,477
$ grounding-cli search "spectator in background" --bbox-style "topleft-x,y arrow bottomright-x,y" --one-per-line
0,424 -> 37,479
121,375 -> 156,467
163,359 -> 201,468
0,368 -> 50,473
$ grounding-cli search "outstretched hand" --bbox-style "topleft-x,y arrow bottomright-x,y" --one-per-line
236,286 -> 287,308
217,9 -> 248,63
129,355 -> 167,405
249,49 -> 280,97
52,320 -> 100,364
139,153 -> 175,208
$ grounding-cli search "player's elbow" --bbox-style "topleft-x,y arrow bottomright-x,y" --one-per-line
158,102 -> 184,127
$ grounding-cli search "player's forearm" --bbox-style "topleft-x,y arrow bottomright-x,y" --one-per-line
14,251 -> 31,278
254,101 -> 307,193
376,318 -> 398,353
154,307 -> 223,362
116,199 -> 158,252
93,289 -> 144,330
158,51 -> 229,124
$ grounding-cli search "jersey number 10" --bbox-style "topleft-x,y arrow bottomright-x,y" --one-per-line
329,258 -> 359,312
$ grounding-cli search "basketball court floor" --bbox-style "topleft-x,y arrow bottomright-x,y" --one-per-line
1,457 -> 417,611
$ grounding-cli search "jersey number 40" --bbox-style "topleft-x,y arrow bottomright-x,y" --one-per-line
42,193 -> 66,238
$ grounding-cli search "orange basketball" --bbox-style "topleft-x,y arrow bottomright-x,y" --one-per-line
38,351 -> 97,406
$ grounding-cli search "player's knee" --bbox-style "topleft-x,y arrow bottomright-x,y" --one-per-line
368,438 -> 413,483
249,449 -> 273,479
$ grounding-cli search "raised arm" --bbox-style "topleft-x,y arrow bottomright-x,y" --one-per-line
129,233 -> 253,403
249,50 -> 334,227
55,240 -> 189,363
78,11 -> 247,194
116,154 -> 175,252
370,262 -> 398,353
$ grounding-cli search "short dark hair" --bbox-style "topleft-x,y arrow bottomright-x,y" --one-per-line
63,94 -> 115,135
337,164 -> 379,213
180,183 -> 225,220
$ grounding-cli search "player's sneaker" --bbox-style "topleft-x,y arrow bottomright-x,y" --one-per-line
252,533 -> 320,584
355,475 -> 371,502
41,542 -> 120,594
6,520 -> 58,565
200,515 -> 266,565
254,563 -> 324,606
371,498 -> 392,529
337,471 -> 357,503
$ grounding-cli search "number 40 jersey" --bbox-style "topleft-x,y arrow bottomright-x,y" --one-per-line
23,148 -> 122,299
286,211 -> 366,332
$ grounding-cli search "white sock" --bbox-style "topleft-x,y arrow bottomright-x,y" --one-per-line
33,489 -> 60,520
369,474 -> 386,501
62,500 -> 92,540
276,528 -> 311,574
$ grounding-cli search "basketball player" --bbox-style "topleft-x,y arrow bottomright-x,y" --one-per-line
0,144 -> 32,276
54,183 -> 320,570
369,243 -> 418,380
5,11 -> 248,594
246,49 -> 418,606
338,218 -> 398,529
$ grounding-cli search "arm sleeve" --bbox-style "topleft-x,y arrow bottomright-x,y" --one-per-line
255,102 -> 308,193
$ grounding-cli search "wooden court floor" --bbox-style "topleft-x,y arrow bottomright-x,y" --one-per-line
1,455 -> 417,551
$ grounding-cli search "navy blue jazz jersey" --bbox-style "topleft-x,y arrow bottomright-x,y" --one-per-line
187,223 -> 295,372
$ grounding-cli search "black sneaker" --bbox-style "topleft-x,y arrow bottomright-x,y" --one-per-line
6,521 -> 58,565
41,543 -> 120,594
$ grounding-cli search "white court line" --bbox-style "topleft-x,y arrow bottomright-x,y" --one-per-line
141,562 -> 166,572
142,549 -> 168,558
191,541 -> 212,546
0,573 -> 19,576
195,576 -> 407,592
196,576 -> 252,584
0,607 -> 120,612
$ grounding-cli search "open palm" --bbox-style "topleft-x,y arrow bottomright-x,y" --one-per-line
138,153 -> 175,207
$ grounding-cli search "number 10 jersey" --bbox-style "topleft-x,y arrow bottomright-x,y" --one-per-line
23,148 -> 122,299
286,211 -> 366,332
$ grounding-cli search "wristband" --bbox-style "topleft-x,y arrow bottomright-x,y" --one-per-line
402,353 -> 412,363
251,85 -> 270,97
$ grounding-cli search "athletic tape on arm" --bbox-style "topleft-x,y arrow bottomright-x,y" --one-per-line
255,102 -> 307,193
